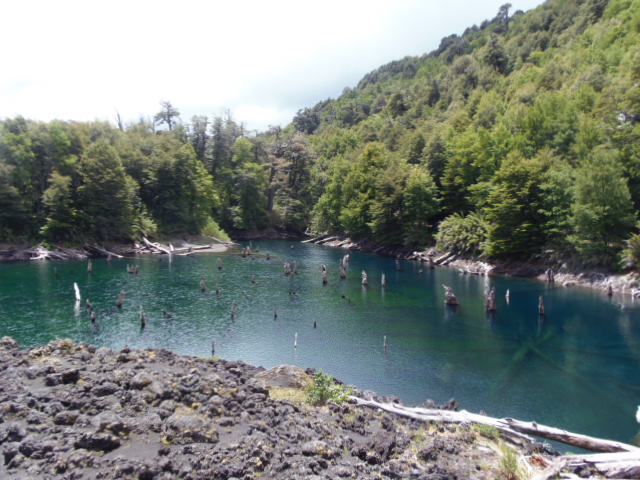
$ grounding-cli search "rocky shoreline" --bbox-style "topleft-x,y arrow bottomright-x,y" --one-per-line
0,337 -> 558,480
0,237 -> 230,263
305,235 -> 640,299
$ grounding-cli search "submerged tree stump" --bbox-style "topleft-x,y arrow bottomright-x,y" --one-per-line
545,268 -> 555,283
116,290 -> 126,309
443,285 -> 458,306
485,286 -> 497,312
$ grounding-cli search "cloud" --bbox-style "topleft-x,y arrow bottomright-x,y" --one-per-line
1,0 -> 544,131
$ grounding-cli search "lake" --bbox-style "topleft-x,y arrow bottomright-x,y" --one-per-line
1,240 -> 639,447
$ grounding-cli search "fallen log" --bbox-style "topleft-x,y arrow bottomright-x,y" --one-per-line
317,236 -> 339,245
350,396 -> 640,454
89,245 -> 124,259
206,235 -> 238,246
351,397 -> 532,443
302,234 -> 328,244
502,418 -> 639,453
534,452 -> 640,480
434,251 -> 455,265
28,246 -> 77,261
143,237 -> 172,255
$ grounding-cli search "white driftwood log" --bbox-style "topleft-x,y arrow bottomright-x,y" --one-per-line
91,245 -> 123,258
533,452 -> 640,480
350,396 -> 640,454
143,237 -> 172,255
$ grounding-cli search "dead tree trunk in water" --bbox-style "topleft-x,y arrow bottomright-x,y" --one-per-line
443,285 -> 458,306
485,286 -> 497,312
116,290 -> 126,309
545,268 -> 555,283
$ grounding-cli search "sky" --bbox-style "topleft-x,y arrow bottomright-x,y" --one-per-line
1,0 -> 545,132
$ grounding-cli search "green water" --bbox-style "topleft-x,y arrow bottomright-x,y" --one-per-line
1,240 -> 639,445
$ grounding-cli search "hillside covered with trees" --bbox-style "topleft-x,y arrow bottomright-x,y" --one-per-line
2,0 -> 640,269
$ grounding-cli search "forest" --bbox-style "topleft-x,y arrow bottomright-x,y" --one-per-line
2,0 -> 640,269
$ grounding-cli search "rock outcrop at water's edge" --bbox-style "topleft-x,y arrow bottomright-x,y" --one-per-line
0,337 -> 565,480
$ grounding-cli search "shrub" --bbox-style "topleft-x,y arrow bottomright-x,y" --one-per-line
473,423 -> 500,440
499,444 -> 524,480
435,211 -> 489,256
305,370 -> 353,406
201,217 -> 230,242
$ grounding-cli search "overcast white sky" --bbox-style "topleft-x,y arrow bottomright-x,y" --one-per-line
1,0 -> 544,132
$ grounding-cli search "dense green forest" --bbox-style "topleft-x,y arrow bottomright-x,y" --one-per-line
2,0 -> 640,269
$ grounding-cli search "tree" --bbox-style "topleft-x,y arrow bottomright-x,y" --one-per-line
482,34 -> 510,75
422,131 -> 447,187
440,127 -> 481,214
146,137 -> 214,234
0,158 -> 29,239
293,107 -> 320,134
77,140 -> 136,241
538,152 -> 575,249
154,101 -> 181,131
369,162 -> 406,244
387,92 -> 407,119
485,153 -> 548,257
78,140 -> 136,240
338,143 -> 389,237
402,166 -> 440,245
0,118 -> 35,237
232,162 -> 268,230
41,171 -> 77,241
188,115 -> 209,161
311,157 -> 351,233
496,3 -> 512,32
569,149 -> 637,262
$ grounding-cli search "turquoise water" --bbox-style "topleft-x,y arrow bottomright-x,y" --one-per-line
1,240 -> 639,445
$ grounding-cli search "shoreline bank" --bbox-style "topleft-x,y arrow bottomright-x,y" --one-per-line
4,233 -> 640,300
305,234 -> 640,300
0,237 -> 231,263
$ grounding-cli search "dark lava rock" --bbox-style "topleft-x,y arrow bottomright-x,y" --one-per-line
74,432 -> 121,452
0,337 -> 540,480
53,410 -> 79,426
163,410 -> 219,444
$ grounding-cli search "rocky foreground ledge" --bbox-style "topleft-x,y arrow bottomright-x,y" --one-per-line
0,337 -> 555,480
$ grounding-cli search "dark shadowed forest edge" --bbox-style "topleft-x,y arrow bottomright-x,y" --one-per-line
3,0 -> 640,284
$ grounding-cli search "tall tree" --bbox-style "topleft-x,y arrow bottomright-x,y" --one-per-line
485,153 -> 548,257
402,166 -> 440,245
188,115 -> 209,162
77,140 -> 136,241
569,149 -> 637,262
154,101 -> 181,132
41,171 -> 77,241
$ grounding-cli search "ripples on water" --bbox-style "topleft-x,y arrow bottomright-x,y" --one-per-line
1,240 -> 639,445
